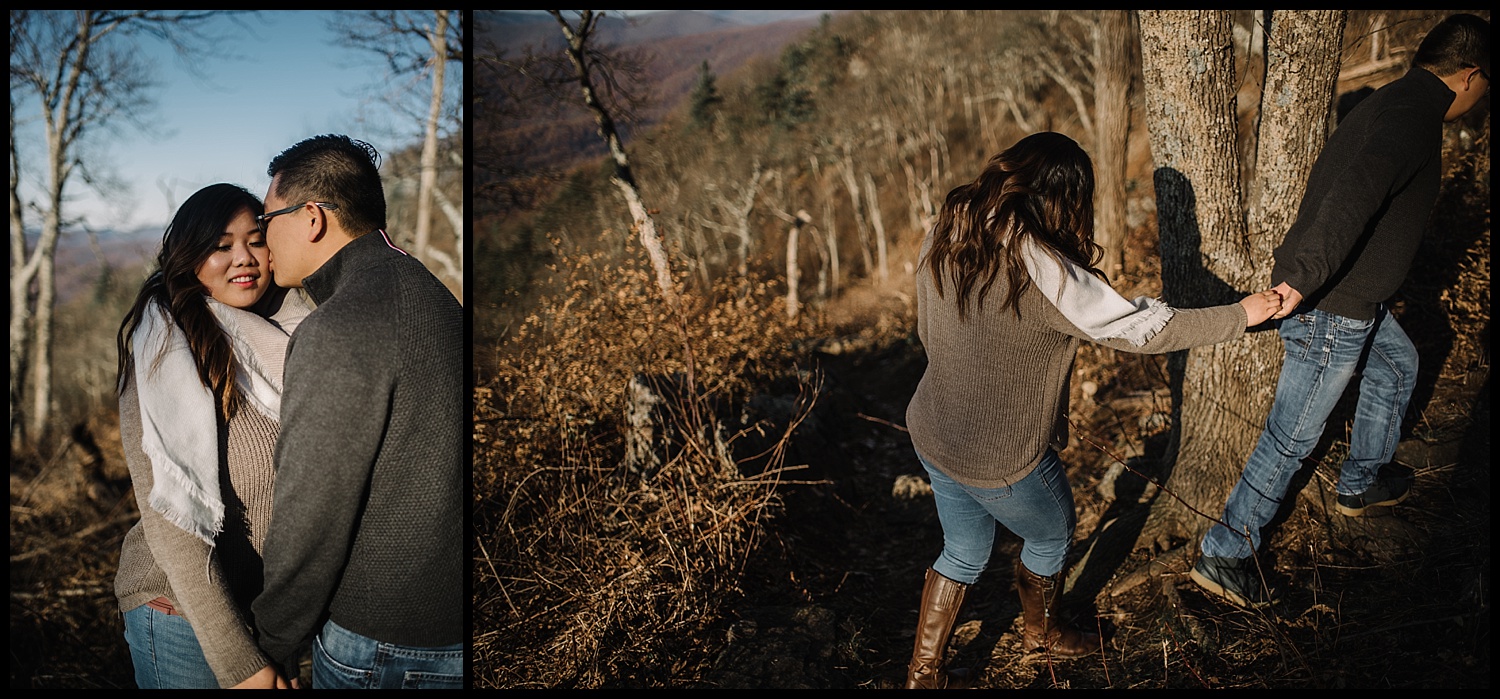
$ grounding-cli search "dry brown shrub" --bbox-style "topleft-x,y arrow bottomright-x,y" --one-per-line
472,234 -> 822,688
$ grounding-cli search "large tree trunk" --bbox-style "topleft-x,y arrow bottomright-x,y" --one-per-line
1093,9 -> 1134,280
11,104 -> 36,446
1130,10 -> 1346,553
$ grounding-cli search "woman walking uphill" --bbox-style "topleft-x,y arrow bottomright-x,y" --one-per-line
902,131 -> 1284,688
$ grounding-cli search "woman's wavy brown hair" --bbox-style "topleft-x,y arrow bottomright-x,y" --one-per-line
116,183 -> 265,419
920,131 -> 1104,320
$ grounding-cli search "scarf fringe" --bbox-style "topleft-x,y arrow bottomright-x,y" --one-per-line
134,296 -> 294,543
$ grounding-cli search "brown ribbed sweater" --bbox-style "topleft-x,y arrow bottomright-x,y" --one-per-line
114,299 -> 302,688
906,252 -> 1247,489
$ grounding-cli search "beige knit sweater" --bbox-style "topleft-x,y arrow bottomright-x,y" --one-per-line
114,295 -> 303,687
906,251 -> 1247,489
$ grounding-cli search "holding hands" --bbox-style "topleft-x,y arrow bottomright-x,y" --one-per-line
1269,281 -> 1302,319
1239,288 -> 1285,327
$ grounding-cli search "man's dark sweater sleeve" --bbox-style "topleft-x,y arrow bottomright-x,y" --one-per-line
251,311 -> 395,671
1272,105 -> 1428,296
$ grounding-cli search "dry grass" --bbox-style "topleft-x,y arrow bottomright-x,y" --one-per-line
471,234 -> 824,688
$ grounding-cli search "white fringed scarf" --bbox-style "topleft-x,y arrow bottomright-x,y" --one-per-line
131,296 -> 299,544
1018,237 -> 1174,347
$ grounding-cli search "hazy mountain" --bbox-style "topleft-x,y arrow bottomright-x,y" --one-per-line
479,10 -> 841,191
31,226 -> 160,306
486,10 -> 834,48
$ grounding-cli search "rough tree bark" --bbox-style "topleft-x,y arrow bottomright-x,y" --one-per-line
1093,10 -> 1134,280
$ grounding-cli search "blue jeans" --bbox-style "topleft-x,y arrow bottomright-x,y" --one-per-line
1202,307 -> 1417,559
122,603 -> 218,689
312,618 -> 464,689
919,448 -> 1076,583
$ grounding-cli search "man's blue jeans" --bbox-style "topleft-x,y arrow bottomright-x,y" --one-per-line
1202,307 -> 1417,559
122,603 -> 219,689
919,448 -> 1076,583
312,618 -> 464,689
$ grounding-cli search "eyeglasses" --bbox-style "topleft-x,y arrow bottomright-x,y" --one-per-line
256,202 -> 338,234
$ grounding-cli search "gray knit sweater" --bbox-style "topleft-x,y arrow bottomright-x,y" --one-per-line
252,230 -> 464,672
906,245 -> 1247,488
115,295 -> 303,687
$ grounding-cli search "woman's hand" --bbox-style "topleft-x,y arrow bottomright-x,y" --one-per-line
231,664 -> 291,689
1239,289 -> 1284,327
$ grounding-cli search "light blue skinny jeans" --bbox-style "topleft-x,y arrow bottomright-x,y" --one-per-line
122,603 -> 218,689
1202,306 -> 1417,559
918,448 -> 1076,583
312,618 -> 464,689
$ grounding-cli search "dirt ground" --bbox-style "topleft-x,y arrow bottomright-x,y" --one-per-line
689,287 -> 1490,690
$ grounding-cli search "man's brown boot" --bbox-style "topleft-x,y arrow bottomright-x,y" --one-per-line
1013,558 -> 1099,659
905,567 -> 972,689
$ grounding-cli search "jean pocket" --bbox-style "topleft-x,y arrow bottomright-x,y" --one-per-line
961,483 -> 1014,504
313,633 -> 375,688
1328,314 -> 1375,332
403,670 -> 464,689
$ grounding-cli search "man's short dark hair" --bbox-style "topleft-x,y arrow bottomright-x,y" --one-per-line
268,134 -> 387,237
1413,13 -> 1490,77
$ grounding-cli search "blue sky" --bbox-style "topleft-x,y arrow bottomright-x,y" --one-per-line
12,10 -> 454,235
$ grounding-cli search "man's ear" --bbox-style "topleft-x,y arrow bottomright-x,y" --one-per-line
307,202 -> 327,243
1465,66 -> 1487,92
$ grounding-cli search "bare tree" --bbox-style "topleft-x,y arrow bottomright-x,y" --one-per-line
699,162 -> 769,278
335,10 -> 464,292
862,170 -> 890,284
549,10 -> 681,316
9,10 -> 223,448
834,144 -> 876,280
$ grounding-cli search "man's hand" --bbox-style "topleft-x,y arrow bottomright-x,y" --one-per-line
1271,281 -> 1303,319
1239,289 -> 1284,327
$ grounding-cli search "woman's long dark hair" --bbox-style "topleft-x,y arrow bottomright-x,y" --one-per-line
921,131 -> 1104,320
116,183 -> 265,419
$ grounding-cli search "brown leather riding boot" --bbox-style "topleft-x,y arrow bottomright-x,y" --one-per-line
905,567 -> 972,689
1013,558 -> 1099,659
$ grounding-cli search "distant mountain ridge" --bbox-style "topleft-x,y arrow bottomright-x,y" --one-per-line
480,10 -> 840,180
489,10 -> 833,48
28,226 -> 160,305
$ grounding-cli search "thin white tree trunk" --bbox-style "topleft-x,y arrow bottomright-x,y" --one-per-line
413,9 -> 448,261
862,171 -> 889,284
836,149 -> 874,277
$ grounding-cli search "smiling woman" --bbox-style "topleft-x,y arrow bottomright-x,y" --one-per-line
195,209 -> 271,310
112,182 -> 315,688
